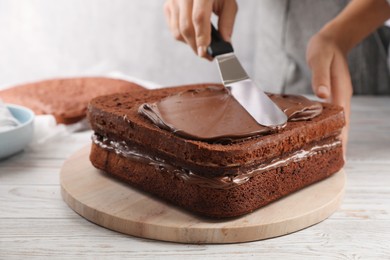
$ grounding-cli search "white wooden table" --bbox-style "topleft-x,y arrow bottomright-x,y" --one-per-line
1,97 -> 389,259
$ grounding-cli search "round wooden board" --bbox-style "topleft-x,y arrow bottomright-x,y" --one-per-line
60,145 -> 346,244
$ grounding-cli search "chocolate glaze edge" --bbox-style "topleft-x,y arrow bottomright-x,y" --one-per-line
138,87 -> 323,143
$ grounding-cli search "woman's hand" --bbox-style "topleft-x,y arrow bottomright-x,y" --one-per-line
306,31 -> 353,156
307,0 -> 390,157
164,0 -> 238,59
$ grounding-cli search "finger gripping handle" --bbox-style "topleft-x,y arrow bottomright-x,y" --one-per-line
207,24 -> 234,57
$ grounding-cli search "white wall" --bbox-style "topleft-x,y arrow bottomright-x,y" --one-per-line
0,0 -> 343,93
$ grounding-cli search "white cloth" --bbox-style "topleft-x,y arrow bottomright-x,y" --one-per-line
30,115 -> 86,146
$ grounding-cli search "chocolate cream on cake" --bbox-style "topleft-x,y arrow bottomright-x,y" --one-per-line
91,88 -> 335,190
92,133 -> 340,189
138,86 -> 323,142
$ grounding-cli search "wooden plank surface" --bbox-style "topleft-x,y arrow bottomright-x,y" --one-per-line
60,146 -> 345,244
1,97 -> 390,259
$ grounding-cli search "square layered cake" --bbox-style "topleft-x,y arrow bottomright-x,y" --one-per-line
87,84 -> 344,218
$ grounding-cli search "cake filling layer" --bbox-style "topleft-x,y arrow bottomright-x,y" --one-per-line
92,133 -> 341,190
139,87 -> 323,142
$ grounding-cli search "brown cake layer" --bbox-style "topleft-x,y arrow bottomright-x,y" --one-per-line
90,140 -> 344,218
0,77 -> 144,124
88,84 -> 345,218
88,84 -> 345,177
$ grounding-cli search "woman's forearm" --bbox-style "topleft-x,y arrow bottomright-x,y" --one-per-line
320,0 -> 390,53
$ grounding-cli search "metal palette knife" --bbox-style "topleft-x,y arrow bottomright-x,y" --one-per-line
207,25 -> 287,127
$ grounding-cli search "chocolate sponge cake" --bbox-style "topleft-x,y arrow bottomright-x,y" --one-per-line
88,84 -> 345,218
0,77 -> 144,124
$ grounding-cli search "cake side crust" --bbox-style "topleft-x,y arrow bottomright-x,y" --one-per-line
89,141 -> 344,218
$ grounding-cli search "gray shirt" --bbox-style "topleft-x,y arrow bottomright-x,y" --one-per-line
253,0 -> 390,95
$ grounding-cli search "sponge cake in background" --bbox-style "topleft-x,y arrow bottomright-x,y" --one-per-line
0,77 -> 145,125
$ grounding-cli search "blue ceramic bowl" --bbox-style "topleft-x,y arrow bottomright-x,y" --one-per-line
0,104 -> 35,160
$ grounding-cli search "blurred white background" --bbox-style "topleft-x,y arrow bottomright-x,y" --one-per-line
0,0 -> 343,92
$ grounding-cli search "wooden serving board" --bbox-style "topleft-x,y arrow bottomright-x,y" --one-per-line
60,145 -> 346,244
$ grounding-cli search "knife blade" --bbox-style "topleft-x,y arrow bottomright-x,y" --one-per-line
207,25 -> 287,127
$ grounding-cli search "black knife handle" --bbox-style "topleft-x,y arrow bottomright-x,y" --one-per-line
207,24 -> 234,57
